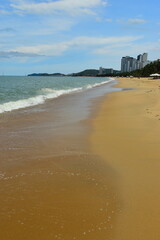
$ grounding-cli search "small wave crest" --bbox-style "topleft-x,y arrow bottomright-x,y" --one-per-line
0,79 -> 114,113
0,88 -> 82,113
85,79 -> 113,89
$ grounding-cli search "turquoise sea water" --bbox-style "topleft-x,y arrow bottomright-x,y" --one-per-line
0,76 -> 114,113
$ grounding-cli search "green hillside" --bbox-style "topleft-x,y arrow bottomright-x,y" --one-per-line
72,69 -> 99,76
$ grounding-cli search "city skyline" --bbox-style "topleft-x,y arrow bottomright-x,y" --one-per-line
121,52 -> 150,73
0,0 -> 160,75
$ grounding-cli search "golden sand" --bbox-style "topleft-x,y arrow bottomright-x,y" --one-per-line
2,78 -> 160,240
90,77 -> 160,239
0,91 -> 118,240
0,154 -> 118,240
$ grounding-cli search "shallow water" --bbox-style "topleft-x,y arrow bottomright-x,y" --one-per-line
0,154 -> 120,240
0,82 -> 120,240
0,76 -> 113,113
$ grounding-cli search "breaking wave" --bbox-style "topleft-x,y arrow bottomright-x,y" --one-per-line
0,79 -> 114,113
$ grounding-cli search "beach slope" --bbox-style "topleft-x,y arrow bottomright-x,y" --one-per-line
90,77 -> 160,239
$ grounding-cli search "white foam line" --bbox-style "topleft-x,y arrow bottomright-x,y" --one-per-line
0,79 -> 114,113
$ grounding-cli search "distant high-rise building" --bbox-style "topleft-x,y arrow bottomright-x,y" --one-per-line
121,53 -> 150,73
99,67 -> 114,75
99,67 -> 104,75
142,53 -> 148,62
141,53 -> 149,67
121,56 -> 136,72
137,54 -> 142,62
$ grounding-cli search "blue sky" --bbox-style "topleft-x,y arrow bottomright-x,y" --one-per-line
0,0 -> 160,75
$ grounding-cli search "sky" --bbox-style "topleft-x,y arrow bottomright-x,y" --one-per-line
0,0 -> 160,75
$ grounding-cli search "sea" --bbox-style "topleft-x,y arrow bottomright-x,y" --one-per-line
0,76 -> 114,114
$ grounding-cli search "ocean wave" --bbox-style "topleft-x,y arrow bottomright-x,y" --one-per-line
0,88 -> 81,114
0,78 -> 114,113
85,79 -> 114,89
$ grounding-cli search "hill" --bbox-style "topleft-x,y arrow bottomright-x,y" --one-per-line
72,69 -> 99,76
28,73 -> 65,76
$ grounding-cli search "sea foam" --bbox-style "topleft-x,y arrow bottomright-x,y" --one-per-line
0,79 -> 113,113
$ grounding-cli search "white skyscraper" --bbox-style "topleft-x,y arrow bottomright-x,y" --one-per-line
142,53 -> 148,62
121,53 -> 150,73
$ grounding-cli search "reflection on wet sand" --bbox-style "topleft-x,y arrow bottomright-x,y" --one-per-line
0,154 -> 119,240
0,88 -> 120,240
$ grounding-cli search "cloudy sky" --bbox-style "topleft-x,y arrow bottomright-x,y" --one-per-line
0,0 -> 160,75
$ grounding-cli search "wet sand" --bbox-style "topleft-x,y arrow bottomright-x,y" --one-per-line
0,82 -> 119,240
91,77 -> 160,239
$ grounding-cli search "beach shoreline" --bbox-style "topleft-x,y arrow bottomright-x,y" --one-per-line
2,76 -> 160,239
0,80 -> 119,240
90,77 -> 160,239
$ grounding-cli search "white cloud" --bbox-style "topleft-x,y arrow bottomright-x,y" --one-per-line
0,51 -> 42,58
0,9 -> 9,15
14,43 -> 69,56
96,17 -> 112,22
0,27 -> 15,32
10,0 -> 108,15
69,36 -> 142,46
12,35 -> 142,56
105,18 -> 112,22
127,18 -> 148,24
93,41 -> 160,61
27,18 -> 75,35
93,43 -> 133,55
118,18 -> 148,25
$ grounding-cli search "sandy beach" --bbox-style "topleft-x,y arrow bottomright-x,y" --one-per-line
1,0 -> 159,238
1,77 -> 160,240
91,77 -> 160,239
0,82 -> 118,240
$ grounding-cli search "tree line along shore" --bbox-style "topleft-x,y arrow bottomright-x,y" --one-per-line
28,59 -> 160,78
